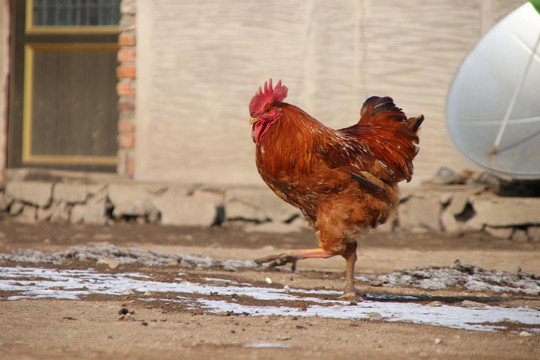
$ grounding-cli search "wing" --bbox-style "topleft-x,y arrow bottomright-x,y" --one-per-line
314,133 -> 396,194
339,96 -> 423,183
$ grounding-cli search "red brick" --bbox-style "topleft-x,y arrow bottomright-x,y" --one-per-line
121,1 -> 136,15
126,156 -> 135,177
118,100 -> 135,111
119,33 -> 136,47
117,120 -> 135,133
117,81 -> 135,96
118,133 -> 135,148
118,49 -> 136,63
117,65 -> 136,79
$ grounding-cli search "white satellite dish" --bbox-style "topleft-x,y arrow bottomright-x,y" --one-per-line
446,2 -> 540,179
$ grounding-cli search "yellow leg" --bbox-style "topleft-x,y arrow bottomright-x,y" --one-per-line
255,243 -> 363,300
339,242 -> 363,300
254,248 -> 334,271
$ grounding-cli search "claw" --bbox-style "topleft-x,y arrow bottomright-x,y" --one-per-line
338,289 -> 364,302
339,282 -> 364,301
254,253 -> 298,272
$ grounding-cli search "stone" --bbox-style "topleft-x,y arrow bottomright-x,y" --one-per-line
0,192 -> 11,212
467,196 -> 540,228
512,229 -> 529,242
53,183 -> 89,203
445,191 -> 473,216
153,189 -> 218,226
36,202 -> 59,222
108,183 -> 169,218
484,226 -> 513,239
224,187 -> 299,223
461,300 -> 486,307
9,201 -> 25,216
527,226 -> 540,241
397,196 -> 441,231
69,186 -> 108,224
17,205 -> 37,222
440,209 -> 462,234
70,204 -> 85,224
5,181 -> 53,207
50,202 -> 72,223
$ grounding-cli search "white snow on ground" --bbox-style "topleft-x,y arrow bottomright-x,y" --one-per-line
0,245 -> 257,271
1,266 -> 539,333
1,246 -> 538,294
356,260 -> 540,295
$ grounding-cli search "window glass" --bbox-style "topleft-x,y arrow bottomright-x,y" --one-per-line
33,0 -> 121,26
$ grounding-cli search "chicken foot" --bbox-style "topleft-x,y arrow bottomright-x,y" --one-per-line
254,248 -> 334,272
255,243 -> 363,300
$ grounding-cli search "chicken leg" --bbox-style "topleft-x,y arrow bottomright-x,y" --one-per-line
339,241 -> 363,300
254,242 -> 362,300
254,248 -> 334,272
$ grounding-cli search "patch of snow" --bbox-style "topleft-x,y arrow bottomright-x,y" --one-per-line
0,246 -> 258,271
197,298 -> 538,333
356,260 -> 540,295
1,266 -> 539,333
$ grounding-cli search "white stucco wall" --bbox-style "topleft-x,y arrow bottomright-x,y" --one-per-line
134,0 -> 523,186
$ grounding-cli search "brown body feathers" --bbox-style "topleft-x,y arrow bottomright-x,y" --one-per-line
249,80 -> 423,298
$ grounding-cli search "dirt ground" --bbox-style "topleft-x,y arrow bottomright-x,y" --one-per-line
0,220 -> 539,359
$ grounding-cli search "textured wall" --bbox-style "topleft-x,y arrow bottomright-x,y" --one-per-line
0,0 -> 9,184
135,0 -> 523,186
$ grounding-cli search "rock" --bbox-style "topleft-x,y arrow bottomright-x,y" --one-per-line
36,202 -> 59,222
484,226 -> 514,239
9,201 -> 25,216
461,300 -> 486,307
512,229 -> 529,242
424,166 -> 469,185
0,192 -> 12,212
224,187 -> 299,223
5,181 -> 53,207
52,183 -> 89,203
108,183 -> 168,218
97,259 -> 119,269
153,189 -> 218,226
17,205 -> 37,222
440,190 -> 479,233
70,205 -> 85,224
70,186 -> 108,224
50,202 -> 72,223
441,209 -> 463,233
528,226 -> 540,241
446,191 -> 473,216
397,196 -> 441,231
468,196 -> 540,227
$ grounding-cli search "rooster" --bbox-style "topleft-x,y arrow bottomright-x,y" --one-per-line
249,79 -> 423,299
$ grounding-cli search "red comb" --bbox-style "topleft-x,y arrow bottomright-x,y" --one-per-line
249,79 -> 288,117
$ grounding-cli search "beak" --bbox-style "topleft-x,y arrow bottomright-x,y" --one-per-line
249,117 -> 259,125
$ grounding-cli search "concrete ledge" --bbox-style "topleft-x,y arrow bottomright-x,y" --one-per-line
1,174 -> 540,242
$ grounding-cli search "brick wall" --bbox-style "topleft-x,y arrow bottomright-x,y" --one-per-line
116,0 -> 137,177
